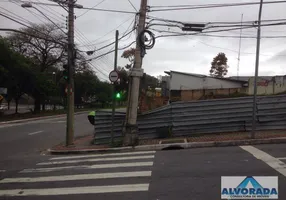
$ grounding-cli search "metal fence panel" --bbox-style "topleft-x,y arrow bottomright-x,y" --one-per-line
94,95 -> 286,144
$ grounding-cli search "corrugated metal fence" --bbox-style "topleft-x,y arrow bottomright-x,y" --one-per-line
94,95 -> 286,144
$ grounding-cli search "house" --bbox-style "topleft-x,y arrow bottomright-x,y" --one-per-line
163,71 -> 248,101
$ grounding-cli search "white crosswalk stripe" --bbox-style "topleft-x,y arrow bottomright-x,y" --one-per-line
0,151 -> 155,197
37,155 -> 154,165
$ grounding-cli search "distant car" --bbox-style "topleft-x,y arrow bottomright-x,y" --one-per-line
0,105 -> 7,110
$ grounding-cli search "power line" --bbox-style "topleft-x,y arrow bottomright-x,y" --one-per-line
0,4 -> 111,76
86,40 -> 136,61
157,25 -> 286,58
0,11 -> 65,44
127,0 -> 137,11
147,15 -> 286,26
81,16 -> 134,49
79,6 -> 136,14
0,6 -> 33,25
149,0 -> 286,12
2,0 -> 137,14
95,28 -> 135,52
77,0 -> 107,18
151,21 -> 286,39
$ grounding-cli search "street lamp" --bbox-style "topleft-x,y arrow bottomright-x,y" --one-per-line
21,3 -> 67,35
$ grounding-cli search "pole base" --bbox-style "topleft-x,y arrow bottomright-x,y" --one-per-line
123,124 -> 139,146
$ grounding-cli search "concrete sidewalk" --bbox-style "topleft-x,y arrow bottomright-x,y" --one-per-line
49,130 -> 286,154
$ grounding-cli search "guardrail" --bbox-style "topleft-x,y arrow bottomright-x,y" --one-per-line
93,95 -> 286,144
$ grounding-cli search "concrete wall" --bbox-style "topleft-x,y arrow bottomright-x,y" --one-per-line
170,72 -> 243,90
248,76 -> 286,95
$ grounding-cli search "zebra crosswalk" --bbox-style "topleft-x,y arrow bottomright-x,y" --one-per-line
0,151 -> 156,199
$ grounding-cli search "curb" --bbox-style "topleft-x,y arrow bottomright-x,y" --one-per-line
48,146 -> 134,155
0,111 -> 89,125
48,137 -> 286,154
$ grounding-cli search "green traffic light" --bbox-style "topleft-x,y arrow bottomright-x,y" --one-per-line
116,92 -> 121,99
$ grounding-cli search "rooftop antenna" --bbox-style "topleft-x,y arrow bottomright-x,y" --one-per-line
237,14 -> 243,79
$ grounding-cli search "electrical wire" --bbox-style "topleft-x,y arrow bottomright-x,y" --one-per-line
149,0 -> 286,12
0,6 -> 33,25
95,28 -> 135,52
151,22 -> 286,39
0,3 -> 112,77
127,0 -> 137,11
81,15 -> 135,49
86,40 -> 136,61
147,15 -> 286,27
79,6 -> 136,14
77,0 -> 107,18
0,11 -> 67,45
138,29 -> 155,49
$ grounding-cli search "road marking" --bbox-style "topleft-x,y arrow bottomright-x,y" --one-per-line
0,117 -> 66,129
20,162 -> 154,173
37,155 -> 154,165
28,131 -> 43,136
0,184 -> 149,196
0,170 -> 6,173
50,151 -> 156,160
0,171 -> 151,183
50,121 -> 66,123
240,146 -> 286,177
278,157 -> 286,160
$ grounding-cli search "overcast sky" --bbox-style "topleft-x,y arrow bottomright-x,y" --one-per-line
1,0 -> 286,81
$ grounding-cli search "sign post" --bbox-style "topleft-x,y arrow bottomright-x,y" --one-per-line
110,30 -> 119,146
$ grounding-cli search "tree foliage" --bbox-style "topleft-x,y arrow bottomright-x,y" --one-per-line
121,48 -> 135,69
0,23 -> 116,113
210,52 -> 229,78
0,37 -> 35,113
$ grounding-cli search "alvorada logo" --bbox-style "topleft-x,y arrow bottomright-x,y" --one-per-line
222,176 -> 278,196
221,176 -> 278,199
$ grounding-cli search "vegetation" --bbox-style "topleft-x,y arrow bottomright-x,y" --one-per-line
210,52 -> 229,78
0,23 -> 113,115
0,25 -> 160,117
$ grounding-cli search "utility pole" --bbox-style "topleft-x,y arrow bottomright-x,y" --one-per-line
66,0 -> 75,146
251,0 -> 263,139
124,0 -> 148,146
111,30 -> 119,145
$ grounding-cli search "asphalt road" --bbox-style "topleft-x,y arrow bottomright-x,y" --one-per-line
0,144 -> 285,199
0,112 -> 93,171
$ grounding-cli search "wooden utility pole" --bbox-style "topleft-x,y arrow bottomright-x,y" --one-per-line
124,0 -> 148,146
66,0 -> 75,146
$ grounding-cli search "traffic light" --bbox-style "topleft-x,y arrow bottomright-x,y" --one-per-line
115,92 -> 121,99
63,64 -> 69,81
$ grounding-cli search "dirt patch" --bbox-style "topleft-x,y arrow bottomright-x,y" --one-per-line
161,138 -> 186,144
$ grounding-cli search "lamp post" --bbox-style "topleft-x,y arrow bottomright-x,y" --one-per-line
21,1 -> 81,146
21,3 -> 67,35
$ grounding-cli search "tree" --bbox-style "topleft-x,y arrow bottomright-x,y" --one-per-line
6,23 -> 66,112
74,70 -> 99,106
0,37 -> 35,113
210,52 -> 229,78
121,48 -> 135,69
